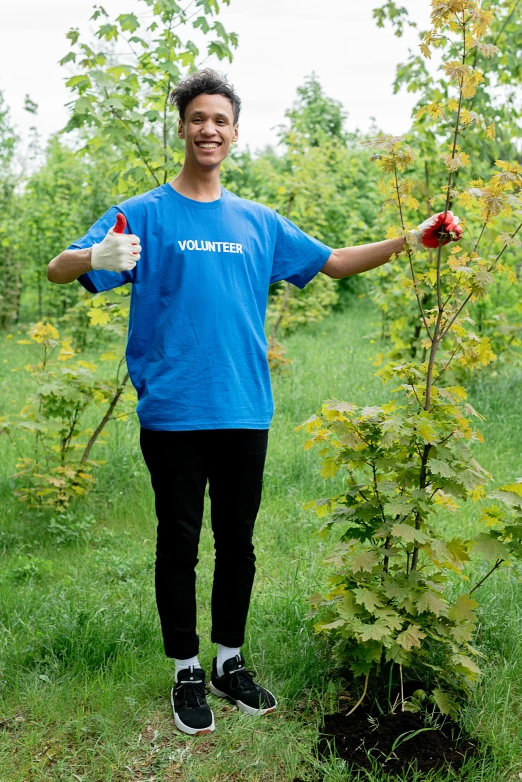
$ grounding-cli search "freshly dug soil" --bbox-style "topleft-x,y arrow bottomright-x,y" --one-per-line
318,708 -> 477,775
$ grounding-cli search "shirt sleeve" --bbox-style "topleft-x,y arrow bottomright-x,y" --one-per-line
269,211 -> 333,290
69,206 -> 136,294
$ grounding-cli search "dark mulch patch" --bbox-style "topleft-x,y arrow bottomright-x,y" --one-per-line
318,708 -> 477,775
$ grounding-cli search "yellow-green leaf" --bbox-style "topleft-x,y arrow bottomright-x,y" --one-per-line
396,624 -> 426,651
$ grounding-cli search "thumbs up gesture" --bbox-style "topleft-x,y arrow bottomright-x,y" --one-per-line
91,213 -> 142,272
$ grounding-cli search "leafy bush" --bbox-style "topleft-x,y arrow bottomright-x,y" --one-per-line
46,512 -> 97,546
1,320 -> 133,509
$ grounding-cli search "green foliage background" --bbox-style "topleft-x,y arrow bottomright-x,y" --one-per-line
1,0 -> 522,779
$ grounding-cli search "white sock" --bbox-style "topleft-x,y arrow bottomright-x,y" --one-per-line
174,655 -> 201,679
216,644 -> 241,677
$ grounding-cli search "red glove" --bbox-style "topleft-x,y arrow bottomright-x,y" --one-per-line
113,212 -> 127,234
411,211 -> 463,249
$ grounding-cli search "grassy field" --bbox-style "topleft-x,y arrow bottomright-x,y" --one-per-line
1,298 -> 522,781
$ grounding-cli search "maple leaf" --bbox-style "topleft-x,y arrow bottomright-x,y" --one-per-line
474,42 -> 499,58
451,653 -> 482,677
353,588 -> 382,613
449,594 -> 478,624
417,421 -> 438,444
429,458 -> 456,478
489,488 -> 522,508
315,618 -> 345,632
416,591 -> 448,617
338,592 -> 361,619
384,498 -> 414,516
431,689 -> 458,717
373,608 -> 403,632
446,538 -> 470,564
396,624 -> 426,651
358,622 -> 392,642
469,8 -> 494,38
320,458 -> 338,480
324,401 -> 357,414
499,482 -> 522,497
385,644 -> 410,665
460,109 -> 479,126
471,534 -> 509,561
350,550 -> 379,573
88,309 -> 111,326
450,624 -> 473,644
391,523 -> 429,544
443,61 -> 471,82
496,233 -> 521,249
442,150 -> 471,171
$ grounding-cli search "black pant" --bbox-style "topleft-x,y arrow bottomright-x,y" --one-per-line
140,427 -> 269,659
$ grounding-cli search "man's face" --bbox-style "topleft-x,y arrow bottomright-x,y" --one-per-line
179,93 -> 238,169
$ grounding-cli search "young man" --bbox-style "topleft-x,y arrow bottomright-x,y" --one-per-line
48,69 -> 461,736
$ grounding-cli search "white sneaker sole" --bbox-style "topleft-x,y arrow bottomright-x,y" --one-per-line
170,688 -> 215,736
209,681 -> 277,716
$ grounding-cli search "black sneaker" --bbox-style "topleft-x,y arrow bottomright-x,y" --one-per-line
171,666 -> 215,736
209,654 -> 277,716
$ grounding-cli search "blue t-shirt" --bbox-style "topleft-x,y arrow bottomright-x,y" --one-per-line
71,184 -> 332,430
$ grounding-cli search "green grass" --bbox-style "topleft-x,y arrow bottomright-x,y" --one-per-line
1,299 -> 522,781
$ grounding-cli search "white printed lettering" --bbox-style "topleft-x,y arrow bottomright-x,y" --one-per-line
176,239 -> 245,253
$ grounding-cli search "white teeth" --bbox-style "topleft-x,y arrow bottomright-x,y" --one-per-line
198,143 -> 219,149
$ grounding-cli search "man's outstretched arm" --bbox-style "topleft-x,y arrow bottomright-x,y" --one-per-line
322,237 -> 405,279
321,211 -> 462,279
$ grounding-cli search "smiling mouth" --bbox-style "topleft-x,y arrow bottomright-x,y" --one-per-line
196,141 -> 222,150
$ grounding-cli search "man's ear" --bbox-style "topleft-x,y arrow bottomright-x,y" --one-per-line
178,119 -> 185,139
232,123 -> 239,143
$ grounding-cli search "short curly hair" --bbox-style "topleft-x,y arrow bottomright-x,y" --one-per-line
170,69 -> 241,123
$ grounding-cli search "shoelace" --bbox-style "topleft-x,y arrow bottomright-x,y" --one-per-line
228,666 -> 260,694
175,678 -> 207,709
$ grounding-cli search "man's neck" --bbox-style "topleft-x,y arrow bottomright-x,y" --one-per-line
170,162 -> 222,202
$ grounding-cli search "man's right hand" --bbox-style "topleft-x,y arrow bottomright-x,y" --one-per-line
91,213 -> 142,272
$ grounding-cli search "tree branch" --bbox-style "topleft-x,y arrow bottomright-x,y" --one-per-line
469,558 -> 503,595
80,372 -> 130,464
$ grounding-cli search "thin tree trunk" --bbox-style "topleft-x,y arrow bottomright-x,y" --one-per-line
80,372 -> 130,464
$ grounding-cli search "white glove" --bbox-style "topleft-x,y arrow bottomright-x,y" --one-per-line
91,214 -> 141,272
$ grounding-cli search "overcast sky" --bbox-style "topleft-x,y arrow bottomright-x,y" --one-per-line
1,0 -> 432,154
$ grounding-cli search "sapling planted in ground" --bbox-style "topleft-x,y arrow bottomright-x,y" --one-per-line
299,0 -> 522,733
